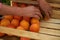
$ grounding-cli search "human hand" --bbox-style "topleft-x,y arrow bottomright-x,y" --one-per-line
22,6 -> 42,19
0,3 -> 42,19
37,0 -> 52,19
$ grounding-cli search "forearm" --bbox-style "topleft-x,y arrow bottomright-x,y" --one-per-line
0,3 -> 23,16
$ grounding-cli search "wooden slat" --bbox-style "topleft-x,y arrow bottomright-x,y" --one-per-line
10,0 -> 38,4
0,27 -> 60,40
10,0 -> 60,8
41,22 -> 60,29
52,10 -> 60,19
47,0 -> 60,3
43,19 -> 60,24
53,10 -> 60,14
0,39 -> 3,40
11,0 -> 60,2
37,33 -> 60,40
49,3 -> 60,8
40,28 -> 60,36
0,26 -> 40,40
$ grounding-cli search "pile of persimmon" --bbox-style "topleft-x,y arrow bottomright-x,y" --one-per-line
0,3 -> 40,40
0,15 -> 40,39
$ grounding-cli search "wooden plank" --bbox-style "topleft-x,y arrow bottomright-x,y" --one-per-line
0,27 -> 60,40
52,10 -> 60,19
11,0 -> 60,3
36,33 -> 60,40
43,19 -> 60,24
47,0 -> 60,3
0,26 -> 40,40
49,3 -> 60,8
40,28 -> 60,36
10,0 -> 38,4
0,39 -> 3,40
10,0 -> 60,8
41,22 -> 60,29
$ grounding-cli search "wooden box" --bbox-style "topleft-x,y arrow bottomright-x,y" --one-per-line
0,0 -> 60,40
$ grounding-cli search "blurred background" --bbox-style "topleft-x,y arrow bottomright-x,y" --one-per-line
2,0 -> 10,5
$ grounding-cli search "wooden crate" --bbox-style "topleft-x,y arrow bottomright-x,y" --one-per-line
0,0 -> 60,40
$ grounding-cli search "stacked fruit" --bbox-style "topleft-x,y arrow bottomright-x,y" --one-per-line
0,3 -> 40,40
0,15 -> 40,39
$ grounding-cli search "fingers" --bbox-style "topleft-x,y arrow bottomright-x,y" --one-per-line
34,12 -> 42,19
45,8 -> 52,18
33,15 -> 40,19
27,12 -> 41,20
45,12 -> 50,18
23,6 -> 43,19
46,5 -> 52,17
34,8 -> 43,19
32,11 -> 42,19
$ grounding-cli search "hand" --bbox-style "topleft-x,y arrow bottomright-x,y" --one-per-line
37,0 -> 52,18
22,6 -> 42,19
0,3 -> 42,19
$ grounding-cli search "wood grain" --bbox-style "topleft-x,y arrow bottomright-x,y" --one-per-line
52,10 -> 60,19
41,22 -> 60,29
40,28 -> 60,36
10,0 -> 60,8
47,0 -> 60,3
0,39 -> 3,40
42,18 -> 60,23
0,27 -> 41,40
49,3 -> 60,8
0,27 -> 60,40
